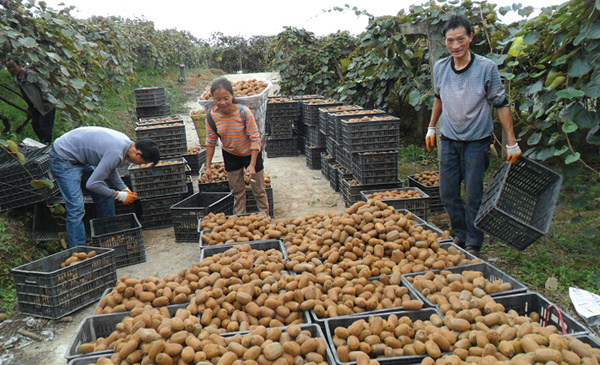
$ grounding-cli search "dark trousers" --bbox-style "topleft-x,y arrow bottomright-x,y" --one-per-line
31,108 -> 55,144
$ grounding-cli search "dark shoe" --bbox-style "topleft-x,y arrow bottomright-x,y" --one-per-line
453,237 -> 465,248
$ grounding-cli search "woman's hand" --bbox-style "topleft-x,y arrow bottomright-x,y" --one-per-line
245,165 -> 256,180
204,165 -> 213,182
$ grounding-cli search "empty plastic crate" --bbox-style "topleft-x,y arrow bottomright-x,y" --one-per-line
182,148 -> 206,175
33,200 -> 96,242
170,192 -> 233,243
199,238 -> 287,260
129,157 -> 187,199
475,157 -> 562,251
90,213 -> 145,268
134,86 -> 165,107
11,246 -> 116,319
265,136 -> 299,158
361,187 -> 430,221
245,187 -> 274,216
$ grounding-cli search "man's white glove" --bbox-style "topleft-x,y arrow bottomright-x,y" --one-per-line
425,127 -> 436,152
115,191 -> 128,202
506,143 -> 522,164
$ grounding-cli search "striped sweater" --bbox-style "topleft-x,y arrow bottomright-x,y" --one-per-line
205,104 -> 262,156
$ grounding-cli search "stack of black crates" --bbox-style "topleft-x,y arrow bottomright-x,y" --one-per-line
334,110 -> 402,207
264,96 -> 299,158
134,87 -> 170,119
290,95 -> 323,156
298,98 -> 343,170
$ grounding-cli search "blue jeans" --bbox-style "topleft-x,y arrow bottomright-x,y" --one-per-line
439,137 -> 490,249
49,149 -> 115,247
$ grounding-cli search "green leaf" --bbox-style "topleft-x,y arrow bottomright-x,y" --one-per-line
583,229 -> 597,238
527,131 -> 542,145
571,198 -> 588,209
556,88 -> 585,98
569,57 -> 592,78
408,90 -> 421,107
548,132 -> 559,144
565,152 -> 580,164
50,204 -> 66,215
19,37 -> 38,48
562,121 -> 579,133
30,179 -> 53,189
554,145 -> 569,156
70,78 -> 85,90
588,22 -> 600,38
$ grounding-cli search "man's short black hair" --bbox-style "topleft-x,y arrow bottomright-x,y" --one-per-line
443,14 -> 472,37
135,139 -> 160,166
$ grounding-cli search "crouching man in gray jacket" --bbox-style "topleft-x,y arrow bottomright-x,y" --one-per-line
49,126 -> 160,247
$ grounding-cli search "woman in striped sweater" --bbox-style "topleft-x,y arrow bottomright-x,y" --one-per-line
204,77 -> 269,215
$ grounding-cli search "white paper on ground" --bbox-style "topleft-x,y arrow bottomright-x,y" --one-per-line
569,287 -> 600,326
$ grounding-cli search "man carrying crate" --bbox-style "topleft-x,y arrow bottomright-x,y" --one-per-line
426,15 -> 521,255
49,126 -> 160,247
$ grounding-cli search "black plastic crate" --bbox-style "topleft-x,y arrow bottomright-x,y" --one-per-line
268,120 -> 294,138
129,157 -> 187,199
199,238 -> 287,260
170,192 -> 233,243
181,176 -> 195,200
306,125 -> 326,148
320,152 -> 333,181
329,163 -> 341,192
301,99 -> 343,127
265,136 -> 299,158
182,148 -> 206,175
335,166 -> 353,194
245,187 -> 274,217
65,303 -> 188,361
89,213 -> 145,268
306,144 -> 326,170
32,200 -> 96,242
324,307 -> 445,365
266,98 -> 299,122
325,136 -> 336,159
339,176 -> 402,207
493,292 -> 589,335
339,117 -> 400,153
402,261 -> 528,309
407,172 -> 443,215
351,150 -> 399,185
321,106 -> 364,137
0,149 -> 59,211
11,246 -> 116,319
332,109 -> 385,139
135,123 -> 187,158
475,157 -> 562,251
135,103 -> 170,118
361,187 -> 430,220
139,193 -> 182,229
336,144 -> 353,171
134,86 -> 165,107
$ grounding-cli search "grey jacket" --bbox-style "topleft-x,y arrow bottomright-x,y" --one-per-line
16,69 -> 55,116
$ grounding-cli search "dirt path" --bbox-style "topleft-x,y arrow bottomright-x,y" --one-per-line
3,73 -> 345,365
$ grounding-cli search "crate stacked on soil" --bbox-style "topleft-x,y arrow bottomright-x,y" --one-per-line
138,193 -> 182,230
351,150 -> 399,185
361,187 -> 431,221
135,122 -> 187,158
136,114 -> 183,127
11,246 -> 116,319
475,156 -> 562,251
134,87 -> 170,118
339,176 -> 403,207
89,213 -> 145,268
129,157 -> 187,199
408,170 -> 443,214
182,146 -> 206,175
0,146 -> 59,211
320,152 -> 334,181
305,143 -> 326,170
306,124 -> 326,148
265,135 -> 299,158
170,192 -> 233,243
267,96 -> 299,123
